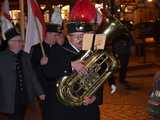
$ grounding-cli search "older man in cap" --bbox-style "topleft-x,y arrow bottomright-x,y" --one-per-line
0,27 -> 45,120
30,23 -> 68,120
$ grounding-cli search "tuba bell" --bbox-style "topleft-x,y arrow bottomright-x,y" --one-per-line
56,17 -> 124,106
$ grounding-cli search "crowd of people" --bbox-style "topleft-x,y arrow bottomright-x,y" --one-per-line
0,21 -> 134,120
0,0 -> 135,120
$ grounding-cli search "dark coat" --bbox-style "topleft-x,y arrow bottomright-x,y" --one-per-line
30,42 -> 72,89
31,41 -> 103,105
0,39 -> 7,51
0,50 -> 44,114
63,41 -> 103,106
31,42 -> 77,120
31,41 -> 101,120
112,31 -> 134,55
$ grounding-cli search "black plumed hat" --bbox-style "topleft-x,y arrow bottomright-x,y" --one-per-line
66,22 -> 95,33
46,23 -> 62,33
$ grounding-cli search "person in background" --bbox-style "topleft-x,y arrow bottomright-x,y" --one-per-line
112,26 -> 134,90
31,23 -> 68,120
0,27 -> 45,120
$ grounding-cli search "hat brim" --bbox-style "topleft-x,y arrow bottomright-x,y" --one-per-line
66,22 -> 95,33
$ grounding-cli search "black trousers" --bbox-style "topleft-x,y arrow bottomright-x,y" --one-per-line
74,105 -> 100,120
41,81 -> 100,120
108,76 -> 116,86
118,53 -> 130,83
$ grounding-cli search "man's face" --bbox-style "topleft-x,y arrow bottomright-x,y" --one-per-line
67,32 -> 84,50
8,36 -> 24,52
56,33 -> 65,46
45,32 -> 60,45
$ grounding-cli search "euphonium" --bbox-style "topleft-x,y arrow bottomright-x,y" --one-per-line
56,17 -> 123,106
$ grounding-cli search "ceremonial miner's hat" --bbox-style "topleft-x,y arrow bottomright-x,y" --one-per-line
66,22 -> 96,33
0,16 -> 20,41
66,0 -> 97,33
4,28 -> 20,41
46,6 -> 63,33
46,23 -> 62,33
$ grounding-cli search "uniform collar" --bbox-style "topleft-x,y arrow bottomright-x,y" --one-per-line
43,41 -> 55,48
69,42 -> 80,53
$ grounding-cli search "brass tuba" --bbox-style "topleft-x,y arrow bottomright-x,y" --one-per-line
56,17 -> 123,106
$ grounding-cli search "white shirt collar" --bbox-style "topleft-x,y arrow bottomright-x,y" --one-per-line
69,42 -> 80,53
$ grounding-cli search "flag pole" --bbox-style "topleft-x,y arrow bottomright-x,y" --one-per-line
33,1 -> 46,57
34,18 -> 46,57
19,0 -> 25,41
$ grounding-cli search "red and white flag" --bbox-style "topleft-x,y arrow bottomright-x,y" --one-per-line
1,0 -> 13,40
24,0 -> 46,53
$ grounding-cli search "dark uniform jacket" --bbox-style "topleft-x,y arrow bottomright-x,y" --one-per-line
31,42 -> 72,89
0,39 -> 7,51
0,50 -> 44,114
31,42 -> 77,120
63,41 -> 103,106
31,41 -> 103,105
111,28 -> 134,55
31,41 -> 101,120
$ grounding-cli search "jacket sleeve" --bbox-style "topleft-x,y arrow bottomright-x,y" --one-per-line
26,53 -> 45,96
30,46 -> 41,68
31,66 -> 45,96
30,45 -> 47,89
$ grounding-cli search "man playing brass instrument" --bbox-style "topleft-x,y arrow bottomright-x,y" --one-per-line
31,21 -> 101,120
60,22 -> 102,120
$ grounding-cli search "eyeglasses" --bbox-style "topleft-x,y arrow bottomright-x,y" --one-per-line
69,34 -> 84,40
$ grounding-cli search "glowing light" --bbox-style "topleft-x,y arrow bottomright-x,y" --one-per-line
40,4 -> 46,10
117,9 -> 121,12
130,21 -> 133,24
124,7 -> 128,13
